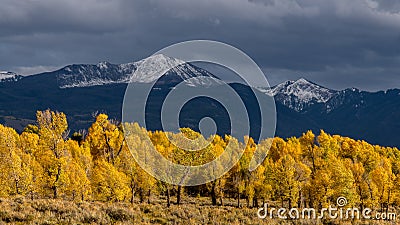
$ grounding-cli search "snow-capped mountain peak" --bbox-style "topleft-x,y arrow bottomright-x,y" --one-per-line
259,78 -> 337,112
128,54 -> 186,83
56,54 -> 219,88
273,78 -> 335,101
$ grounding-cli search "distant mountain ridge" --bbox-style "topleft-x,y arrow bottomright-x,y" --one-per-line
53,54 -> 219,88
257,78 -> 337,111
0,56 -> 399,147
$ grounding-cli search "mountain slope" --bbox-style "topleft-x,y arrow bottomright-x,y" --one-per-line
0,61 -> 399,147
257,78 -> 400,147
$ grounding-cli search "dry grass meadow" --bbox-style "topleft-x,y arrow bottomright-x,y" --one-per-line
0,196 -> 398,225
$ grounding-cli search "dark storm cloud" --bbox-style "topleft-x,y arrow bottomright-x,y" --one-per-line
0,0 -> 399,91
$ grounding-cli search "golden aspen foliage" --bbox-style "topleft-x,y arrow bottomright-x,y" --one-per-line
327,157 -> 356,206
86,114 -> 124,164
351,162 -> 373,207
0,110 -> 400,212
207,135 -> 228,205
0,124 -> 35,196
91,159 -> 130,202
268,137 -> 287,162
63,140 -> 92,201
19,130 -> 44,199
272,154 -> 300,208
35,110 -> 71,199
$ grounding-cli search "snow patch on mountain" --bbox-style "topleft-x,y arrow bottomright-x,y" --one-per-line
0,71 -> 22,82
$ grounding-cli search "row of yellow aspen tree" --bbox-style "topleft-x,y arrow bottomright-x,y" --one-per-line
0,110 -> 400,211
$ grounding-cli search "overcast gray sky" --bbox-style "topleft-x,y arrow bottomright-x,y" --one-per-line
1,0 -> 400,91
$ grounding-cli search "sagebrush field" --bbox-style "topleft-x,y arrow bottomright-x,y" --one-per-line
0,196 -> 398,224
